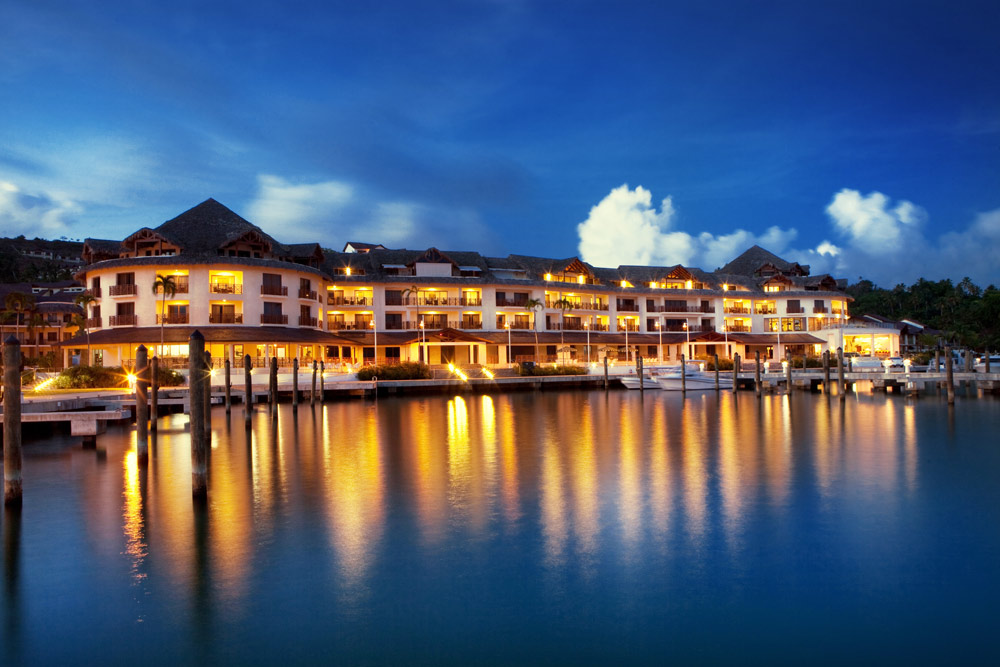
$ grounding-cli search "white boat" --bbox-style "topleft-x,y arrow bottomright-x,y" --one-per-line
655,367 -> 733,391
619,374 -> 661,390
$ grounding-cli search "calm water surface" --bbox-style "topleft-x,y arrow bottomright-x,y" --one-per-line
2,390 -> 999,664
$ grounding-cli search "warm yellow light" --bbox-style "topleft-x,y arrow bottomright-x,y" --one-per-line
448,363 -> 455,372
210,368 -> 217,377
685,280 -> 693,289
723,283 -> 729,291
577,275 -> 584,284
482,368 -> 494,379
544,273 -> 552,281
649,281 -> 657,289
345,267 -> 352,276
33,377 -> 56,392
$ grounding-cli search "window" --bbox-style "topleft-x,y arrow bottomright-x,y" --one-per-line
116,272 -> 135,285
385,313 -> 402,330
264,302 -> 282,316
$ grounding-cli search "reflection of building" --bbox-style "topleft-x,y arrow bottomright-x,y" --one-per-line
62,199 -> 899,367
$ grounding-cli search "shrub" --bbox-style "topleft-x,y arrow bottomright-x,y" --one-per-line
54,365 -> 128,389
518,364 -> 587,376
357,361 -> 430,381
701,357 -> 734,371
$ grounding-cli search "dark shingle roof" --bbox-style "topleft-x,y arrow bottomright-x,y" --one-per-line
718,245 -> 798,276
146,199 -> 285,256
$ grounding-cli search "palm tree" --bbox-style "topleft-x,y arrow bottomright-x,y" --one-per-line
553,297 -> 574,364
74,292 -> 96,365
152,274 -> 177,357
25,310 -> 44,362
524,297 -> 543,363
4,291 -> 34,351
402,284 -> 422,361
70,313 -> 89,366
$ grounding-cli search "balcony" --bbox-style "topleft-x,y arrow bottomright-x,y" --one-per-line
210,283 -> 242,295
298,288 -> 318,300
786,307 -> 805,314
328,321 -> 372,331
651,304 -> 715,313
109,284 -> 138,297
507,321 -> 534,330
617,323 -> 640,332
156,313 -> 189,324
260,314 -> 288,325
723,306 -> 751,314
813,306 -> 828,314
545,300 -> 608,311
109,314 -> 137,327
548,321 -> 586,331
209,313 -> 243,324
460,320 -> 483,330
660,323 -> 714,333
496,299 -> 530,308
460,296 -> 482,307
616,303 -> 640,312
261,285 -> 288,296
755,307 -> 777,315
88,288 -> 101,298
723,324 -> 751,333
327,296 -> 371,306
588,323 -> 610,331
85,317 -> 102,329
298,316 -> 318,327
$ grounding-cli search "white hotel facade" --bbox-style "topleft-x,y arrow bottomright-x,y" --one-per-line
66,199 -> 900,368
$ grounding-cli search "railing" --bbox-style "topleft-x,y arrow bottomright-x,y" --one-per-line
616,303 -> 640,312
660,323 -> 714,333
209,313 -> 243,324
260,314 -> 288,325
88,288 -> 101,298
156,313 -> 189,324
155,283 -> 189,294
505,321 -> 534,330
328,296 -> 371,306
460,297 -> 482,306
786,307 -> 805,314
496,299 -> 530,308
650,304 -> 713,313
813,306 -> 828,314
723,306 -> 751,314
544,301 -> 608,311
755,307 -> 777,315
109,284 -> 138,297
298,288 -> 318,300
109,314 -> 137,326
298,316 -> 318,327
210,283 -> 242,294
85,317 -> 102,329
723,324 -> 751,332
617,323 -> 640,332
547,322 -> 586,331
460,321 -> 483,329
328,321 -> 372,331
588,323 -> 610,331
261,285 -> 288,296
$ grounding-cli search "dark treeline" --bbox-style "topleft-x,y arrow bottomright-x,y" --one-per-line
848,277 -> 1000,350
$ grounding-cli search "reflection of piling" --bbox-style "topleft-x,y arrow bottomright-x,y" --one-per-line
3,336 -> 23,505
189,331 -> 207,498
945,345 -> 955,404
823,350 -> 831,393
837,347 -> 846,401
680,354 -> 687,393
732,352 -> 740,393
637,356 -> 644,392
319,361 -> 325,402
311,360 -> 317,406
150,356 -> 159,432
243,355 -> 252,425
714,354 -> 720,391
203,351 -> 212,442
136,345 -> 149,463
603,357 -> 609,391
269,357 -> 278,421
754,350 -> 761,397
785,356 -> 792,391
292,358 -> 299,410
224,359 -> 231,414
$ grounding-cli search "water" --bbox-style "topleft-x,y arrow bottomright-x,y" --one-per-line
2,391 -> 999,664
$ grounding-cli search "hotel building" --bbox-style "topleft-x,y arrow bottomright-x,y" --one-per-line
64,199 -> 900,369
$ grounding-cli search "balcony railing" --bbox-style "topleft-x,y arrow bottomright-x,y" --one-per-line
723,306 -> 751,314
616,303 -> 640,312
155,283 -> 189,294
617,323 -> 640,332
786,307 -> 805,314
545,300 -> 608,311
660,323 -> 714,333
755,307 -> 777,315
209,313 -> 243,324
548,322 -> 586,331
298,288 -> 318,300
460,297 -> 483,307
298,316 -> 318,327
813,306 -> 828,314
210,283 -> 242,294
328,296 -> 371,306
85,317 -> 102,329
260,314 -> 288,325
328,321 -> 372,331
109,314 -> 137,326
723,324 -> 751,333
261,285 -> 288,296
460,320 -> 483,330
506,321 -> 534,330
496,299 -> 530,308
588,323 -> 610,331
109,284 -> 138,297
156,313 -> 189,324
88,287 -> 101,298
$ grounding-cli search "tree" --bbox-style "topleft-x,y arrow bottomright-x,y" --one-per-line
74,292 -> 96,365
553,297 -> 574,364
152,274 -> 177,357
402,284 -> 423,361
524,297 -> 544,363
25,310 -> 44,361
4,291 -> 35,352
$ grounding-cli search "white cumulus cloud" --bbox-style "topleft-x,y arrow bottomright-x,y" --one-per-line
247,174 -> 354,238
825,188 -> 926,250
0,181 -> 79,236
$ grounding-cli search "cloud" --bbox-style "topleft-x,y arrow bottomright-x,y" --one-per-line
0,181 -> 79,236
825,188 -> 926,250
577,184 -> 800,270
247,174 -> 354,239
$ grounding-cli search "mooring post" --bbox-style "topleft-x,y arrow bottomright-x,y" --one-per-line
714,353 -> 720,391
293,358 -> 299,410
150,356 -> 159,432
732,352 -> 740,393
224,358 -> 231,414
681,353 -> 687,393
3,336 -> 23,505
837,347 -> 846,401
136,345 -> 149,463
754,350 -> 761,397
965,349 -> 973,373
203,351 -> 213,443
986,352 -> 992,374
311,359 -> 317,406
270,357 -> 278,421
189,331 -> 207,498
244,354 -> 252,423
637,355 -> 644,392
945,345 -> 955,404
603,356 -> 609,391
823,350 -> 831,393
934,350 -> 941,374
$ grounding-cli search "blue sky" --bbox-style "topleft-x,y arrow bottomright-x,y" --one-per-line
1,0 -> 998,285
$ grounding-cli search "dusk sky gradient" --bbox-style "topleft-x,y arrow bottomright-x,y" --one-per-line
1,0 -> 998,285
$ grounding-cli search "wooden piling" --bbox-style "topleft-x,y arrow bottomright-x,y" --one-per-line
934,350 -> 941,374
189,331 -> 207,498
714,354 -> 719,391
754,350 -> 761,397
732,352 -> 740,393
680,354 -> 687,393
243,354 -> 252,424
270,357 -> 278,421
135,345 -> 149,463
838,347 -> 846,401
311,359 -> 317,406
603,357 -> 609,391
203,351 -> 212,442
293,358 -> 299,410
986,352 -> 992,374
3,336 -> 23,505
224,359 -> 231,414
945,345 -> 955,405
150,356 -> 159,432
822,350 -> 830,394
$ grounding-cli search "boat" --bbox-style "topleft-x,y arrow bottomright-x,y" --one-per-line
619,374 -> 660,390
655,366 -> 733,391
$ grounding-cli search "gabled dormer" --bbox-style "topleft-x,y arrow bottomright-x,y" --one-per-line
219,230 -> 273,259
121,228 -> 181,258
761,274 -> 794,293
542,258 -> 599,285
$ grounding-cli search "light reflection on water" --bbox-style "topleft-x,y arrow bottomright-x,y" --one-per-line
2,390 -> 999,664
